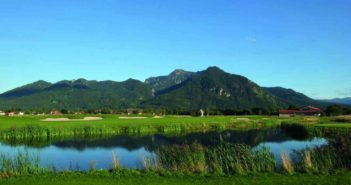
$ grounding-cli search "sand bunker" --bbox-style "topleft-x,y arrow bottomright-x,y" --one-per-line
236,118 -> 250,122
153,116 -> 164,119
169,115 -> 192,118
84,117 -> 103,121
119,117 -> 147,119
41,117 -> 103,122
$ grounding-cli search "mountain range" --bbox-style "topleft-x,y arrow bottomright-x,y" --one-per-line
321,97 -> 351,105
0,67 -> 332,112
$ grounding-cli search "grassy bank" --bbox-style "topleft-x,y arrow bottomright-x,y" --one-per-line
1,172 -> 351,185
0,115 -> 282,139
315,123 -> 351,128
0,115 -> 349,139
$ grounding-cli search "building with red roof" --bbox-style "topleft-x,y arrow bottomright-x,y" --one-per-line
279,106 -> 323,117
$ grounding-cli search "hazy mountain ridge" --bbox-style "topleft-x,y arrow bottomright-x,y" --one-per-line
321,97 -> 351,105
264,87 -> 326,107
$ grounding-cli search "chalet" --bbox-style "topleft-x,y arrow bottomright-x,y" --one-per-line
50,110 -> 63,115
199,109 -> 205,117
127,108 -> 143,115
6,112 -> 15,116
33,112 -> 45,116
279,106 -> 322,117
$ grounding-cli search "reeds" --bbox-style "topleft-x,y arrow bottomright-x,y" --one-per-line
89,160 -> 97,171
303,150 -> 313,172
0,150 -> 42,175
157,142 -> 207,173
142,156 -> 159,171
0,117 -> 278,140
281,152 -> 294,174
1,134 -> 351,175
157,143 -> 276,174
112,152 -> 120,171
252,147 -> 276,172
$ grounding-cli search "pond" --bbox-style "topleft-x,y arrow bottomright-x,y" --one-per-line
0,126 -> 333,171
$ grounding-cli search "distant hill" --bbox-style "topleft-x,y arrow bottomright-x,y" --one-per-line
0,80 -> 52,99
321,97 -> 351,105
0,79 -> 153,111
143,67 -> 285,110
145,69 -> 194,92
0,66 -> 335,112
264,87 -> 327,108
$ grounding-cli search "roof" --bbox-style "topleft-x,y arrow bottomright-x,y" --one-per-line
279,106 -> 322,114
301,106 -> 321,111
279,109 -> 300,114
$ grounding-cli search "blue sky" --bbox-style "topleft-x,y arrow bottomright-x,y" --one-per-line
0,0 -> 350,99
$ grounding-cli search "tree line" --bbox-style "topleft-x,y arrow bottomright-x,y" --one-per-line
1,105 -> 350,117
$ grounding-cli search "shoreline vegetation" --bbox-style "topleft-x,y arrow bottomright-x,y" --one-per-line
0,115 -> 350,139
0,115 -> 279,139
1,137 -> 351,184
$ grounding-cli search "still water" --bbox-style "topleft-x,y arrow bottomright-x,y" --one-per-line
0,128 -> 328,170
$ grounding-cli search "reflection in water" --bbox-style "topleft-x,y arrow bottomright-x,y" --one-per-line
0,126 -> 331,171
256,138 -> 328,165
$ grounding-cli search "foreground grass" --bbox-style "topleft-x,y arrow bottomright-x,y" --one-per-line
2,172 -> 351,185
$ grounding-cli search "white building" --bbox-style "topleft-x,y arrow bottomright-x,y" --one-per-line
0,111 -> 5,116
7,112 -> 15,116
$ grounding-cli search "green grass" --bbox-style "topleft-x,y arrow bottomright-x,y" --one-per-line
2,140 -> 349,175
0,115 -> 282,138
0,115 -> 350,139
315,123 -> 351,128
155,143 -> 276,174
1,172 -> 351,185
1,115 -> 351,184
0,115 -> 275,129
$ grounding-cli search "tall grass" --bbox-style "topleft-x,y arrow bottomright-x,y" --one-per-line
1,140 -> 351,176
155,141 -> 351,175
0,150 -> 43,175
142,156 -> 159,171
0,116 -> 282,140
89,160 -> 97,171
156,142 -> 207,173
281,152 -> 294,174
156,143 -> 276,174
111,152 -> 120,171
303,151 -> 313,172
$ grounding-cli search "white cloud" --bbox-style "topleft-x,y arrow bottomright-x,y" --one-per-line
335,89 -> 351,97
245,36 -> 257,43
